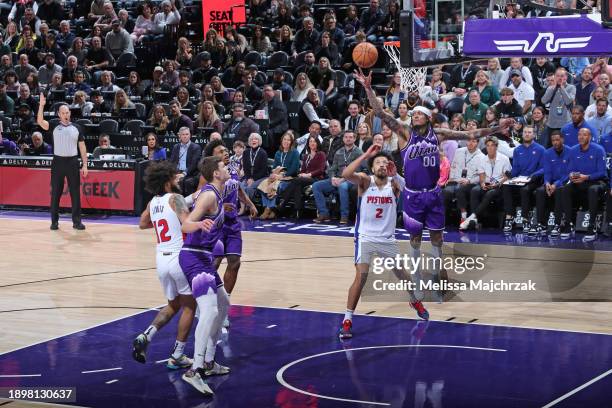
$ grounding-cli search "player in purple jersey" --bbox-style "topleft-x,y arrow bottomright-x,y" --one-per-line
354,69 -> 512,305
204,140 -> 258,326
179,156 -> 232,396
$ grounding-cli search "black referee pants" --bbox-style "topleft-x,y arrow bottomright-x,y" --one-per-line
50,156 -> 81,224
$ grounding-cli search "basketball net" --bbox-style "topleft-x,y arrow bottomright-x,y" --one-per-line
383,41 -> 427,94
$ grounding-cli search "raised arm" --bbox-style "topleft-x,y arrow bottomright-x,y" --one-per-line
353,69 -> 410,144
37,93 -> 49,131
342,144 -> 379,190
434,118 -> 513,142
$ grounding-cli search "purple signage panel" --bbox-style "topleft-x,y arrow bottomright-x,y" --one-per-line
463,15 -> 612,57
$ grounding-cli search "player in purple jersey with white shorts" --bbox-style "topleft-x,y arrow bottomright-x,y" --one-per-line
354,69 -> 512,304
179,156 -> 234,396
204,140 -> 258,325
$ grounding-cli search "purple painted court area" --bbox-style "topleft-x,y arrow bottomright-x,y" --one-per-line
1,306 -> 611,408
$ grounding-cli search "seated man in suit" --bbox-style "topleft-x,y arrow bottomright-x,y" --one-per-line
169,126 -> 202,195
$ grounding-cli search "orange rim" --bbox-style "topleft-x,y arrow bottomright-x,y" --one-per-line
383,41 -> 400,47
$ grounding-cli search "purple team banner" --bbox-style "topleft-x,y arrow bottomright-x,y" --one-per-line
463,15 -> 612,57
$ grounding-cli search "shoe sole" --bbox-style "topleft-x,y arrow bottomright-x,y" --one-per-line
166,362 -> 192,370
202,368 -> 231,377
339,332 -> 352,339
182,374 -> 214,395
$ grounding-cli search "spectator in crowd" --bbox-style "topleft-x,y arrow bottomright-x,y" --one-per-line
249,25 -> 272,55
66,70 -> 91,96
587,99 -> 612,142
92,133 -> 115,156
499,57 -> 534,88
589,57 -> 612,86
461,136 -> 512,230
299,88 -> 331,133
507,69 -> 535,114
17,83 -> 37,112
242,132 -> 269,199
344,100 -> 365,132
296,51 -> 316,77
196,101 -> 224,134
296,121 -> 323,155
37,53 -> 62,84
4,70 -> 20,92
0,81 -> 15,115
84,36 -> 113,73
167,99 -> 193,134
97,70 -> 119,92
169,126 -> 201,195
14,53 -> 37,83
586,86 -> 612,118
124,71 -> 145,97
223,103 -> 260,143
56,20 -> 75,52
355,122 -> 372,151
312,130 -> 362,224
94,2 -> 117,33
292,17 -> 319,56
444,135 -> 484,225
18,37 -> 40,68
574,66 -> 596,109
143,132 -> 167,160
560,57 -> 590,84
237,70 -> 262,103
529,106 -> 550,147
256,84 -> 288,148
105,19 -> 133,59
531,130 -> 569,235
0,129 -> 19,155
4,22 -> 20,51
541,68 -> 577,134
68,37 -> 86,65
486,58 -> 504,91
530,57 -> 555,106
291,72 -> 314,102
270,68 -> 293,102
131,3 -> 155,43
260,131 -> 300,219
494,87 -> 524,119
385,71 -> 407,113
464,90 -> 488,124
596,73 -> 612,104
449,62 -> 480,102
61,55 -> 80,84
314,31 -> 339,67
501,126 -> 545,232
561,128 -> 607,241
85,89 -> 110,114
147,104 -> 169,133
112,89 -> 134,115
360,0 -> 384,42
380,123 -> 398,152
152,0 -> 181,35
20,131 -> 52,155
70,90 -> 92,116
561,105 -> 597,147
469,70 -> 499,107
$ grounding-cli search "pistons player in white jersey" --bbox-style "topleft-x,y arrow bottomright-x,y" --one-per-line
339,145 -> 426,339
132,161 -> 197,370
354,69 -> 511,306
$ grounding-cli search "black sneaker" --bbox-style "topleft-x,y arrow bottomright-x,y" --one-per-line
550,224 -> 561,237
50,222 -> 59,230
73,223 -> 86,230
583,226 -> 597,242
503,218 -> 513,233
560,224 -> 574,239
521,221 -> 530,232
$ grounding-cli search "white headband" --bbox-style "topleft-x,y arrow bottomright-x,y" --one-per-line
412,106 -> 432,119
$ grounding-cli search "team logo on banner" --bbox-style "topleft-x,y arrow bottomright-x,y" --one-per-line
494,33 -> 591,53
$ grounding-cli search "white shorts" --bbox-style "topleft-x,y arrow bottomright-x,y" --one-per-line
354,238 -> 399,267
156,251 -> 192,300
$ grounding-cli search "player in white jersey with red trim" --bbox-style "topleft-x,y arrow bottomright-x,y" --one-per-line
132,161 -> 197,370
339,145 -> 429,340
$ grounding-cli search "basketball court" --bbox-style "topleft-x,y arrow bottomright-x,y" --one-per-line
3,0 -> 612,407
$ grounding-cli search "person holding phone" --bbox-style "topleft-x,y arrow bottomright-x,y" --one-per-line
460,136 -> 512,230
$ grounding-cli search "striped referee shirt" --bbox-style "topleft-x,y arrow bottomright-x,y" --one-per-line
52,122 -> 83,157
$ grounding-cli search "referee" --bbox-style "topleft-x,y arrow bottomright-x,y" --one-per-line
37,92 -> 88,230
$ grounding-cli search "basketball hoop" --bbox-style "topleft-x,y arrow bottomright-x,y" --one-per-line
383,41 -> 427,94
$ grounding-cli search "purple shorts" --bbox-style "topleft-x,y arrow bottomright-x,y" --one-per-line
402,187 -> 445,236
179,249 -> 223,298
213,221 -> 242,257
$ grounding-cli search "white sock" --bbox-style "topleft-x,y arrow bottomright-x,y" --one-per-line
144,325 -> 157,341
431,244 -> 443,280
192,290 -> 218,370
461,211 -> 467,219
344,309 -> 354,322
172,341 -> 186,359
205,287 -> 230,363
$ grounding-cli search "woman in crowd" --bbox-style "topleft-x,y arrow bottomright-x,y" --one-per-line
224,26 -> 248,54
196,100 -> 224,133
175,37 -> 193,68
277,14 -> 294,42
147,104 -> 170,133
385,71 -> 407,113
143,132 -> 166,160
356,122 -> 373,151
131,2 -> 155,43
486,58 -> 504,90
241,133 -> 269,200
260,131 -> 300,219
202,83 -> 225,116
176,86 -> 196,116
161,60 -> 180,89
4,71 -> 20,92
586,86 -> 611,118
68,37 -> 86,65
314,31 -> 339,67
343,5 -> 360,36
470,70 -> 500,106
4,22 -> 20,51
26,73 -> 40,95
84,26 -> 103,47
396,101 -> 411,126
310,57 -> 336,98
450,113 -> 465,131
15,25 -> 35,52
112,89 -> 135,115
250,25 -> 272,55
277,135 -> 327,219
124,71 -> 146,98
437,149 -> 450,188
381,123 -> 399,152
529,106 -> 550,147
203,28 -> 220,54
291,72 -> 314,102
377,0 -> 400,42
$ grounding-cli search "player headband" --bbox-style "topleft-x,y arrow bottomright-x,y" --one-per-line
412,106 -> 432,119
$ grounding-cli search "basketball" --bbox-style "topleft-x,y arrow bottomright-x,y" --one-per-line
352,42 -> 378,68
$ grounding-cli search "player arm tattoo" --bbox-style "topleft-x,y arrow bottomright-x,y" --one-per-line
435,126 -> 501,142
139,202 -> 153,229
170,194 -> 190,224
363,85 -> 410,141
